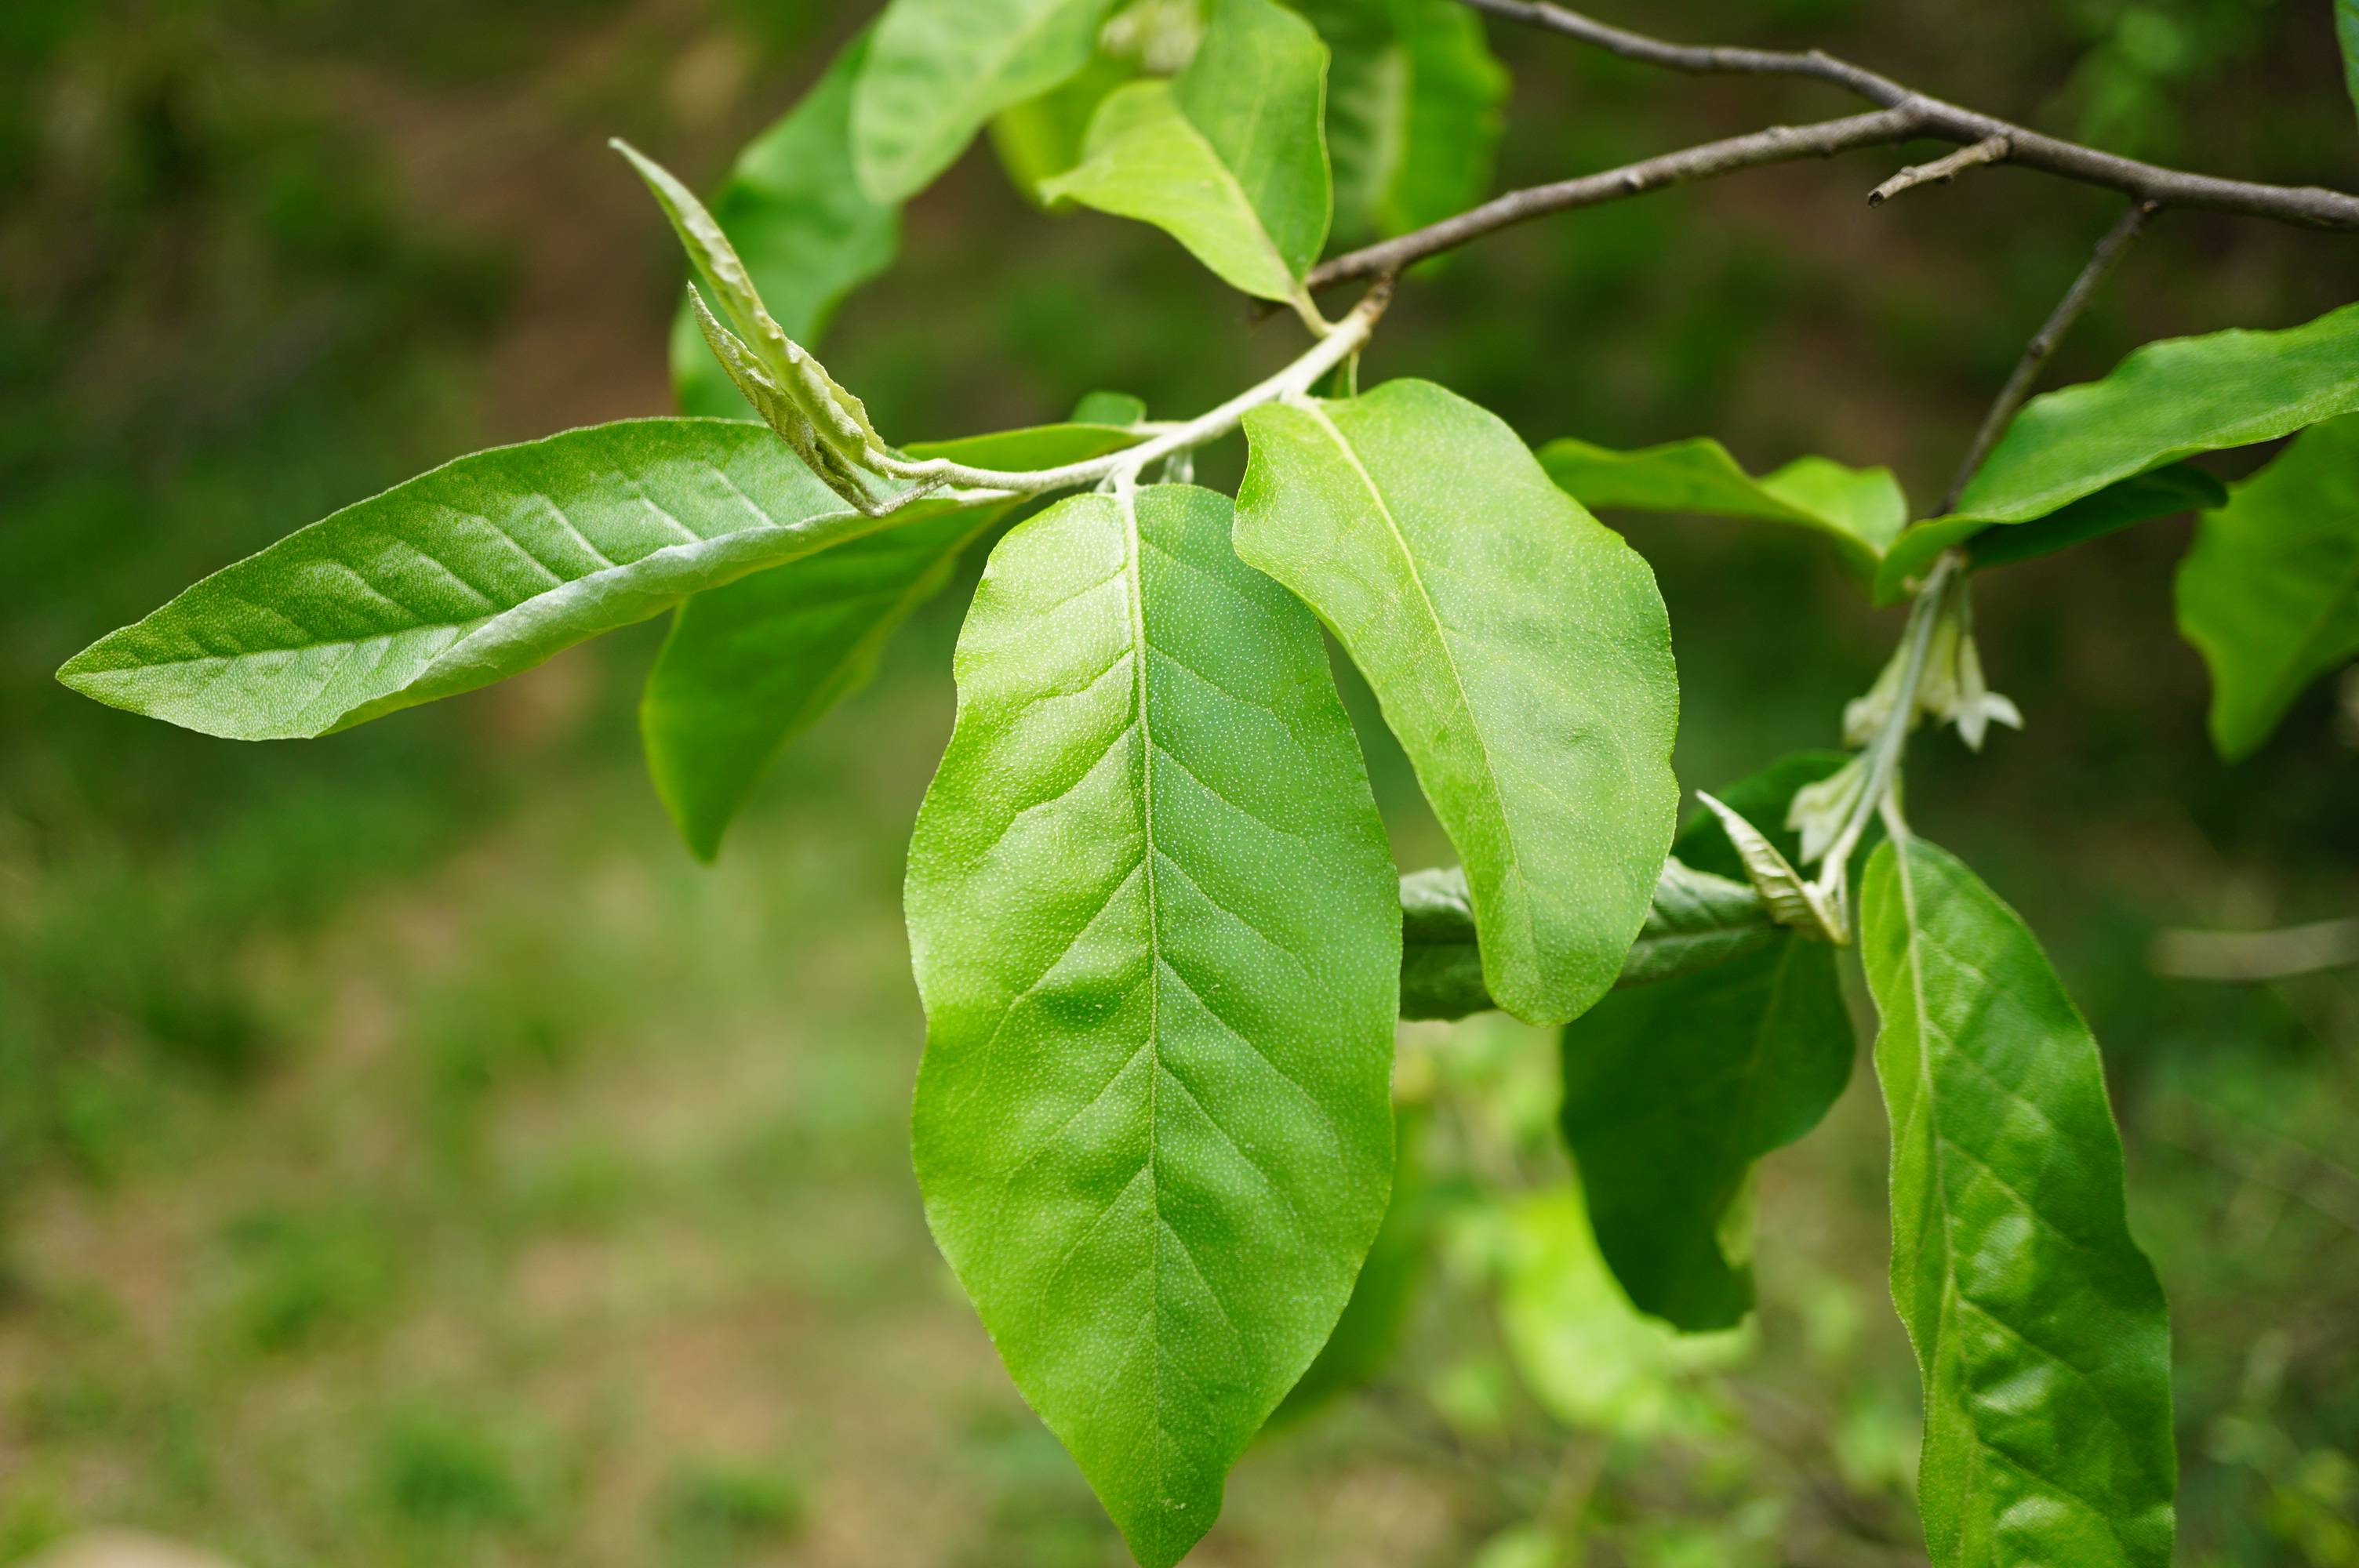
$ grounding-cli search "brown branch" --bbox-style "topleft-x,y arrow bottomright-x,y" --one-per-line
1307,108 -> 1923,291
1452,0 -> 2359,230
1870,135 -> 2009,206
1936,201 -> 2156,513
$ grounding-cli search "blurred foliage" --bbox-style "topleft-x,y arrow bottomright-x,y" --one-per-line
2,0 -> 2355,1565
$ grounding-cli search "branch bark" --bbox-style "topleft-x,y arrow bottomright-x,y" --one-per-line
1870,136 -> 2009,206
1936,201 -> 2156,513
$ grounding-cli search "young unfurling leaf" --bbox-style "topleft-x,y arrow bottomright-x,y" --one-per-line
1045,0 -> 1332,304
1694,793 -> 1845,943
1238,379 -> 1679,1026
1862,837 -> 2175,1568
906,484 -> 1398,1568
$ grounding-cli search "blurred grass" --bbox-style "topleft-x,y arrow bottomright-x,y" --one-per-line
2,0 -> 2356,1564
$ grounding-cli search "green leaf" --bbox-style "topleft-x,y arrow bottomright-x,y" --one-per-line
639,421 -> 1150,861
1496,1185 -> 1749,1439
1399,858 -> 1780,1021
56,420 -> 921,742
668,31 -> 902,419
905,483 -> 1398,1568
1044,0 -> 1332,303
1070,388 -> 1150,426
1952,300 -> 2359,528
2341,0 -> 2359,134
1539,435 -> 1906,572
853,0 -> 1125,202
990,41 -> 1147,203
1274,1105 -> 1431,1421
1872,463 -> 2227,604
2175,412 -> 2359,760
1292,0 -> 1507,241
1559,760 -> 1859,1334
1860,836 -> 2175,1568
1238,379 -> 1679,1025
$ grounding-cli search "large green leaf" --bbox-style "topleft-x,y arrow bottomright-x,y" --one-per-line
670,32 -> 902,419
1273,1105 -> 1431,1421
1401,858 -> 1777,1022
905,482 -> 1398,1568
1044,0 -> 1332,303
56,420 -> 917,742
1950,300 -> 2359,527
1540,434 -> 1906,572
1872,463 -> 2227,604
853,0 -> 1124,202
1238,379 -> 1679,1025
1861,836 -> 2175,1568
1559,758 -> 1857,1334
2175,412 -> 2359,760
639,421 -> 1149,860
1292,0 -> 1506,241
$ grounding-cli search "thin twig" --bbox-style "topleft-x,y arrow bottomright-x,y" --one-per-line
1936,201 -> 2155,513
1452,0 -> 2359,230
1307,108 -> 1922,290
1870,135 -> 2009,205
2148,919 -> 2359,982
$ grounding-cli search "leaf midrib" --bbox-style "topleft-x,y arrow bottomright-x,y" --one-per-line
1298,401 -> 1539,984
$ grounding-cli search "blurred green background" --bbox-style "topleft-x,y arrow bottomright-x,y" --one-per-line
3,1 -> 2355,1564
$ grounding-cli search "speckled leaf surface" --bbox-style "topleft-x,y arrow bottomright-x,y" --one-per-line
905,483 -> 1398,1568
1862,836 -> 2175,1568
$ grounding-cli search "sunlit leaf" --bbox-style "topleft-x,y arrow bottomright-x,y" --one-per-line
638,421 -> 1150,861
853,0 -> 1125,202
1274,1105 -> 1432,1421
1560,759 -> 1858,1333
669,31 -> 902,419
1540,434 -> 1906,572
906,483 -> 1398,1568
57,422 -> 921,742
1293,0 -> 1507,240
2175,412 -> 2359,760
1239,379 -> 1679,1025
1861,836 -> 2175,1568
1045,0 -> 1332,303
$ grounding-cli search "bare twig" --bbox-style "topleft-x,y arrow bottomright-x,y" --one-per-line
1870,135 -> 2009,205
1452,0 -> 2359,230
1936,201 -> 2156,513
1307,108 -> 1921,290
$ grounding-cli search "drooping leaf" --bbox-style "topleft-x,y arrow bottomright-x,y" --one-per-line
1292,0 -> 1507,241
56,420 -> 924,742
1540,434 -> 1907,572
2175,412 -> 2359,760
852,0 -> 1125,202
1044,0 -> 1332,303
639,420 -> 1150,861
1398,858 -> 1779,1021
1238,379 -> 1680,1025
1274,1105 -> 1432,1421
906,483 -> 1398,1568
1861,836 -> 2175,1568
668,31 -> 902,419
1950,300 -> 2359,528
1873,463 -> 2227,604
1495,1185 -> 1750,1439
1559,760 -> 1859,1333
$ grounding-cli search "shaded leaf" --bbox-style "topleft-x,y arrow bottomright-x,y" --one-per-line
668,31 -> 901,419
2175,412 -> 2359,760
1873,463 -> 2227,604
1239,379 -> 1679,1025
1292,0 -> 1507,240
639,421 -> 1150,860
1560,759 -> 1859,1333
1861,836 -> 2175,1568
906,483 -> 1398,1568
57,420 -> 920,742
1045,0 -> 1332,302
1539,434 -> 1906,572
1951,300 -> 2359,527
853,0 -> 1125,202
